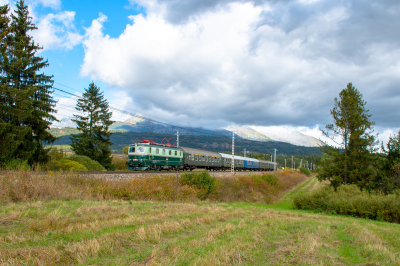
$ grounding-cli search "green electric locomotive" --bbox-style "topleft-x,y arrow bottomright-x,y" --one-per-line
127,141 -> 183,171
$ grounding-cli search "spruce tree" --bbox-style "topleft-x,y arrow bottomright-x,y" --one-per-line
318,83 -> 377,190
0,0 -> 58,165
0,3 -> 34,165
70,82 -> 114,170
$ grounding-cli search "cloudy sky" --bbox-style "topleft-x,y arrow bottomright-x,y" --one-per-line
2,0 -> 400,143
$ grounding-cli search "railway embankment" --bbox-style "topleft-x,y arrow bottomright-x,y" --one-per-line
78,170 -> 282,181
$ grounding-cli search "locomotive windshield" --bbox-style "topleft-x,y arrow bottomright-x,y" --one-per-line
129,147 -> 145,153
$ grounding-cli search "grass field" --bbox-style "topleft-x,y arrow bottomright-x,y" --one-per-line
1,175 -> 400,265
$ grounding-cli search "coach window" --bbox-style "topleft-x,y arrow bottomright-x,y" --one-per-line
175,151 -> 177,156
137,147 -> 145,153
156,148 -> 159,154
169,150 -> 172,155
162,149 -> 166,155
129,147 -> 135,153
149,148 -> 152,153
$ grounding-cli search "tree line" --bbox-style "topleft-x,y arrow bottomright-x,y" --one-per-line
0,1 -> 114,170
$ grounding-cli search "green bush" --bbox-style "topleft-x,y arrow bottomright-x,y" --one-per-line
293,184 -> 400,223
123,146 -> 129,155
112,156 -> 128,171
1,159 -> 30,171
44,159 -> 87,171
299,167 -> 311,176
180,171 -> 217,200
261,173 -> 279,185
48,148 -> 64,161
67,155 -> 105,171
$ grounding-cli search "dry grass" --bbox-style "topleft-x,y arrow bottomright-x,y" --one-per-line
1,171 -> 400,265
2,200 -> 399,265
0,170 -> 307,204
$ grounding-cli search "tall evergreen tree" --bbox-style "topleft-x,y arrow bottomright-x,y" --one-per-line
318,83 -> 377,190
70,82 -> 114,170
0,3 -> 34,165
8,0 -> 58,164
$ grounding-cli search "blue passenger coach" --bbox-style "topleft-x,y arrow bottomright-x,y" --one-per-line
244,157 -> 259,170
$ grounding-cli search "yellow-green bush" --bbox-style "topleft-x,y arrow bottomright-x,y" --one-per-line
180,171 -> 217,200
299,167 -> 311,176
293,184 -> 400,223
1,159 -> 30,171
67,155 -> 105,171
44,159 -> 87,171
112,156 -> 128,171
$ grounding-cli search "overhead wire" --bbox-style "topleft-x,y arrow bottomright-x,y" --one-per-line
52,86 -> 233,142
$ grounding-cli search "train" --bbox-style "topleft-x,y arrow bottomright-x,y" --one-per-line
126,140 -> 276,171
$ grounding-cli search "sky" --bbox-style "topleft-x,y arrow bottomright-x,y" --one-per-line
2,0 -> 400,145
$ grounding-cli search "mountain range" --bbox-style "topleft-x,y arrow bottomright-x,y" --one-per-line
51,116 -> 324,147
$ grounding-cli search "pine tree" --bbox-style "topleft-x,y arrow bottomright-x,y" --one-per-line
318,83 -> 377,190
0,3 -> 34,165
70,82 -> 114,170
0,0 -> 58,165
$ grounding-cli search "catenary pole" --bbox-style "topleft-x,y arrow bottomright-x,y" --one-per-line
231,131 -> 234,174
274,149 -> 277,171
177,131 -> 179,147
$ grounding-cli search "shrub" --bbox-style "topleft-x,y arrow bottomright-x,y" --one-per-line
44,159 -> 87,171
261,173 -> 279,185
123,146 -> 129,155
48,148 -> 64,161
112,156 -> 128,171
180,171 -> 217,200
1,159 -> 30,171
293,184 -> 400,223
68,155 -> 105,171
299,167 -> 311,176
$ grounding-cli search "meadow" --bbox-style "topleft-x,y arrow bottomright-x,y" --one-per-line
1,171 -> 400,265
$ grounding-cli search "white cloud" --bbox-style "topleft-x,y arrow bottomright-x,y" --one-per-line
0,0 -> 10,6
80,0 -> 400,133
28,0 -> 61,9
32,11 -> 83,50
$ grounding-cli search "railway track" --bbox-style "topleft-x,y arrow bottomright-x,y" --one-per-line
78,170 -> 274,175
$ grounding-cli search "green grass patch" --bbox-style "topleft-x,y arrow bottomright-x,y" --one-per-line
1,199 -> 400,265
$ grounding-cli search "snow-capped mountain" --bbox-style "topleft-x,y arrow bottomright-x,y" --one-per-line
225,125 -> 324,147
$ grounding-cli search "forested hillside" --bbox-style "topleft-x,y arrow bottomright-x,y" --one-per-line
52,131 -> 322,156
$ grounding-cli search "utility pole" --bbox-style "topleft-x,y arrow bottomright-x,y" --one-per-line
270,154 -> 272,161
292,155 -> 294,170
177,131 -> 179,147
284,159 -> 286,170
307,161 -> 308,169
300,159 -> 302,168
244,148 -> 246,157
231,131 -> 235,174
274,149 -> 277,171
